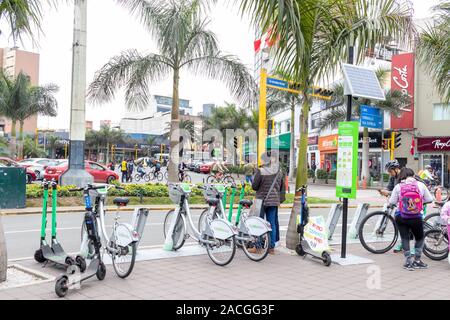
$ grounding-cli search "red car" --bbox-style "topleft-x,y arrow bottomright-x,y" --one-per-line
44,160 -> 119,184
200,161 -> 216,174
0,157 -> 37,184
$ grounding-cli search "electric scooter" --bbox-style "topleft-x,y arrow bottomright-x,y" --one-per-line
34,179 -> 86,272
295,186 -> 332,266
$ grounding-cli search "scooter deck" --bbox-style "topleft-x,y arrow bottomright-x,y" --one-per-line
41,244 -> 69,265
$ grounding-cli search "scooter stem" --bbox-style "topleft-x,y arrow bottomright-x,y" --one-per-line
40,181 -> 49,241
51,180 -> 58,239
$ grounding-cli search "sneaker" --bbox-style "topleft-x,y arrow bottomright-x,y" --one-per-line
268,248 -> 275,255
393,243 -> 403,253
412,260 -> 428,269
403,261 -> 415,271
246,247 -> 257,254
411,248 -> 415,255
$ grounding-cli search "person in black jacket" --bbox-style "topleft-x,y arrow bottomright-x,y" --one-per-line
252,151 -> 286,254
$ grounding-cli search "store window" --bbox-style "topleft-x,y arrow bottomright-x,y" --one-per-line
311,112 -> 321,130
433,104 -> 450,121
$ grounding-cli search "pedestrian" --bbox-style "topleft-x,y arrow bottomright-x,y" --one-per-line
244,162 -> 255,184
389,168 -> 433,270
251,151 -> 286,254
127,159 -> 135,182
121,158 -> 128,183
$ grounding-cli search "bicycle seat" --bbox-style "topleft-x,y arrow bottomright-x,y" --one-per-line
206,198 -> 220,207
240,199 -> 253,208
434,201 -> 447,207
113,197 -> 129,207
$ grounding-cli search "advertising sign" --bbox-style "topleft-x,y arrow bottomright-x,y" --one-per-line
336,122 -> 359,199
391,53 -> 415,129
417,137 -> 450,152
303,216 -> 330,253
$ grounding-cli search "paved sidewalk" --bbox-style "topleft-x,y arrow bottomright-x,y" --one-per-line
1,244 -> 449,300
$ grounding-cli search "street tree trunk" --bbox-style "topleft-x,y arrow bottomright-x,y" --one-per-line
106,142 -> 110,164
0,216 -> 7,283
361,127 -> 370,185
168,68 -> 180,183
286,94 -> 310,250
18,121 -> 24,159
10,120 -> 17,158
288,99 -> 296,182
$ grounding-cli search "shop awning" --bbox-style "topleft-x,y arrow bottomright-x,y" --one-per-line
266,132 -> 291,151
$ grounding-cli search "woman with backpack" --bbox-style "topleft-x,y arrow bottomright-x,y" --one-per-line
389,168 -> 433,271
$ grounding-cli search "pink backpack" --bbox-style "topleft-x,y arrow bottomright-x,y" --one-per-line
399,181 -> 423,218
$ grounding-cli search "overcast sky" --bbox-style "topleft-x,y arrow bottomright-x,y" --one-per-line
0,0 -> 441,130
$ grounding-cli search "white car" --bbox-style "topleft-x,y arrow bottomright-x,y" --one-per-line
18,158 -> 60,180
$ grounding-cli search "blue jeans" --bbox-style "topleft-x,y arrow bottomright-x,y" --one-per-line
245,175 -> 253,183
264,206 -> 279,249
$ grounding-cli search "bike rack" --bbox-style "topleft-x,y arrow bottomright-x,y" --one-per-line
348,203 -> 370,239
326,204 -> 343,240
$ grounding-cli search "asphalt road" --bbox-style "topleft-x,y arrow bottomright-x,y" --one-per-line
3,207 -> 361,261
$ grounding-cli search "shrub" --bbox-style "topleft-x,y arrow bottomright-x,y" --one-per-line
308,169 -> 315,179
316,169 -> 328,180
383,173 -> 390,183
328,170 -> 337,180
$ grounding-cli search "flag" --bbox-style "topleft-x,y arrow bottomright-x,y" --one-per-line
254,39 -> 262,53
410,137 -> 415,155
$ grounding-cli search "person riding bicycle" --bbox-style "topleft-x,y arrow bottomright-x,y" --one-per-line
419,165 -> 436,187
137,162 -> 145,178
379,160 -> 402,197
389,168 -> 433,270
212,160 -> 228,180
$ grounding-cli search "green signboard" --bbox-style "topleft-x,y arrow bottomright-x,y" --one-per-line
266,132 -> 291,151
336,122 -> 359,199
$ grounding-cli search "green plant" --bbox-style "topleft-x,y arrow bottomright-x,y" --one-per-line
328,170 -> 337,180
307,169 -> 315,179
316,169 -> 328,180
383,173 -> 390,183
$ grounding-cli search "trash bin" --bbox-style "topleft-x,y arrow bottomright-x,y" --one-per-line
0,167 -> 26,209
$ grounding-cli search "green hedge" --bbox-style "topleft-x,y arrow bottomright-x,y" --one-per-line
328,170 -> 337,180
316,169 -> 328,180
27,183 -> 256,199
308,169 -> 315,179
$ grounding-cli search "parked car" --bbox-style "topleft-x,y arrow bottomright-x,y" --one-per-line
186,160 -> 197,172
18,158 -> 60,180
194,161 -> 204,173
200,161 -> 216,174
44,160 -> 119,184
0,157 -> 37,184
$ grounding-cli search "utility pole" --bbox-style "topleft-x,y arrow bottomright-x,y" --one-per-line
60,0 -> 93,186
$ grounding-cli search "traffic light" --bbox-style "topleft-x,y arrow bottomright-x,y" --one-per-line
267,119 -> 275,135
310,86 -> 333,101
234,137 -> 238,149
288,81 -> 302,92
382,139 -> 391,150
391,132 -> 402,149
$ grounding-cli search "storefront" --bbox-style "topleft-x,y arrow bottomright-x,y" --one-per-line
318,134 -> 338,172
418,137 -> 450,188
307,136 -> 319,170
358,132 -> 383,180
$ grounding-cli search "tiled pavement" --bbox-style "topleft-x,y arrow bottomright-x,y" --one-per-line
1,244 -> 449,300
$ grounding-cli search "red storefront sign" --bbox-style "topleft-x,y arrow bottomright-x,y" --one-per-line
391,53 -> 415,129
418,137 -> 450,152
308,136 -> 319,145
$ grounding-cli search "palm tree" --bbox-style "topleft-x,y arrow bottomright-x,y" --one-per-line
319,68 -> 411,182
239,0 -> 415,250
0,137 -> 9,157
97,125 -> 126,164
417,1 -> 450,103
267,88 -> 303,181
46,134 -> 59,159
88,0 -> 255,182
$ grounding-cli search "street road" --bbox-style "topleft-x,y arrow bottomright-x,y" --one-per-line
3,207 -> 361,261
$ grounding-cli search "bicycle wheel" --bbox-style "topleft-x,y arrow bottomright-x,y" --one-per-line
206,175 -> 217,183
183,174 -> 192,183
134,174 -> 141,182
223,175 -> 234,184
163,209 -> 186,251
111,241 -> 137,279
358,211 -> 398,254
198,209 -> 209,232
424,212 -> 442,231
164,171 -> 169,181
242,232 -> 270,262
156,171 -> 163,181
435,187 -> 450,201
205,228 -> 236,266
423,228 -> 449,261
144,174 -> 151,183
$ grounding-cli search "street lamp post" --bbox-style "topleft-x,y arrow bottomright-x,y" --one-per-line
60,0 -> 93,187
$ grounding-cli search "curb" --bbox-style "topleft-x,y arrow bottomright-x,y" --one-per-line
0,203 -> 385,216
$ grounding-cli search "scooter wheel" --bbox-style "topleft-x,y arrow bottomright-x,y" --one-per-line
34,249 -> 46,263
55,276 -> 69,298
96,262 -> 106,281
322,252 -> 332,267
295,244 -> 306,257
65,256 -> 75,266
76,256 -> 87,273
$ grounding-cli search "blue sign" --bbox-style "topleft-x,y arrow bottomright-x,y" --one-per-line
360,105 -> 383,129
267,77 -> 288,89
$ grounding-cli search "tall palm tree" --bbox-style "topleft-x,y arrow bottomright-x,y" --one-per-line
97,125 -> 126,164
0,137 -> 9,157
46,134 -> 59,159
239,0 -> 415,250
417,1 -> 450,103
319,68 -> 411,182
88,0 -> 255,181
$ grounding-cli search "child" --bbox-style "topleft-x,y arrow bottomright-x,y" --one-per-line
389,168 -> 433,271
441,201 -> 450,225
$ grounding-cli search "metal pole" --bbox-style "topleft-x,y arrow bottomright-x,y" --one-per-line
381,127 -> 385,188
341,42 -> 354,259
60,0 -> 93,186
258,69 -> 267,167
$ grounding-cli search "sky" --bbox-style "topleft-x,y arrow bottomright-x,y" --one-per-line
0,0 -> 442,131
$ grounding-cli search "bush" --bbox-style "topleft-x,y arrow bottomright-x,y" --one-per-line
328,170 -> 337,180
26,184 -> 82,199
316,169 -> 328,180
308,169 -> 315,179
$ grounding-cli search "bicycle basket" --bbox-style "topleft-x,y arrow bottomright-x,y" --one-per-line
168,184 -> 190,204
204,184 -> 225,199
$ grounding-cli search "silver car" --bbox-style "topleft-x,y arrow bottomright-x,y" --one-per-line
18,158 -> 60,180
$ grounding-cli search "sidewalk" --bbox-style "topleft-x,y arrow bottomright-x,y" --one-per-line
1,244 -> 449,300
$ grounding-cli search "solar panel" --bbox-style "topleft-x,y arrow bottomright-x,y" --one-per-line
342,63 -> 386,101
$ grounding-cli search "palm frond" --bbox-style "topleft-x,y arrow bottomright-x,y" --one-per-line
318,106 -> 347,132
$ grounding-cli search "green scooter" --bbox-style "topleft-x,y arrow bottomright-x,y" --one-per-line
34,179 -> 86,272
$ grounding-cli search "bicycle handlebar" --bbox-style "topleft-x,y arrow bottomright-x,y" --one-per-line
68,184 -> 124,192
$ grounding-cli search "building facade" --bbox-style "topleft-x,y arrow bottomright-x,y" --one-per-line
0,48 -> 40,137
